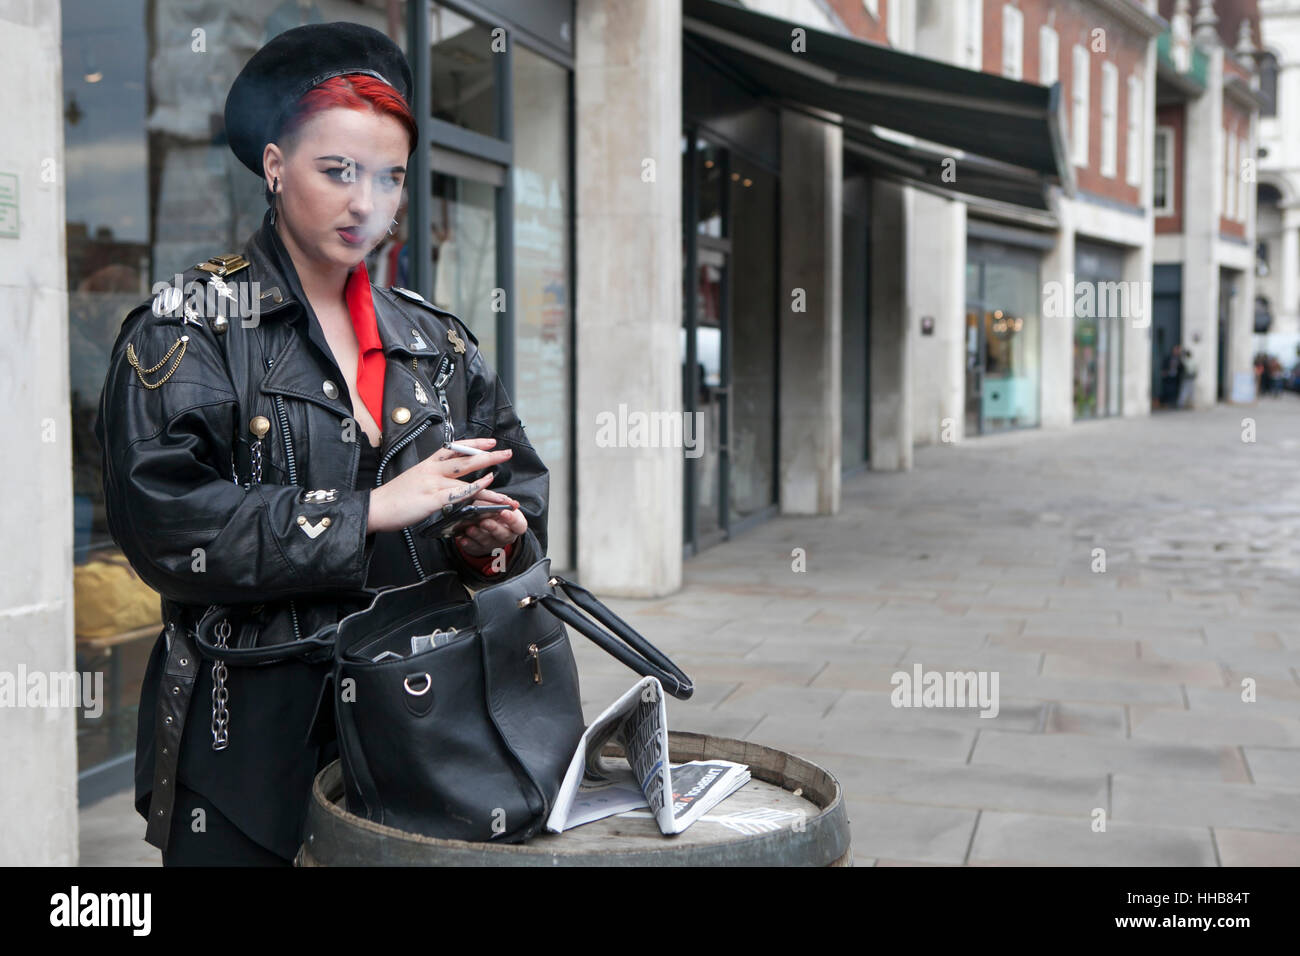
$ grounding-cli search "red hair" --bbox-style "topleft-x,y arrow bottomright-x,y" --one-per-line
278,74 -> 416,154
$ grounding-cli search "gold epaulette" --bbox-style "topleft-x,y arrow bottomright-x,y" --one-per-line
195,253 -> 250,278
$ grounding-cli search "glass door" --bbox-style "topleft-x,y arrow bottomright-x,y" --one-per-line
966,242 -> 1043,434
682,134 -> 733,553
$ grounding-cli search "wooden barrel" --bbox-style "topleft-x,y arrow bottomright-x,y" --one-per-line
297,731 -> 851,866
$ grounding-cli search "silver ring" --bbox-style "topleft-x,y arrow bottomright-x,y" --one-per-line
404,673 -> 432,696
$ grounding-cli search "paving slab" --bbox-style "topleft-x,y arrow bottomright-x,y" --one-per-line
968,811 -> 1218,866
1112,774 -> 1300,833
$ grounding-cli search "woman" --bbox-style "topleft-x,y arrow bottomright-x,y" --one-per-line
93,22 -> 550,866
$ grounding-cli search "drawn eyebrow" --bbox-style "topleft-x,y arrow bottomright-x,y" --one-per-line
316,156 -> 407,174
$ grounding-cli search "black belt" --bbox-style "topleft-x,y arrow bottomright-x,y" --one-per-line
144,602 -> 201,853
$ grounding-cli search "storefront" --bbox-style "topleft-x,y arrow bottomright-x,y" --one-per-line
680,38 -> 780,555
964,233 -> 1045,435
64,0 -> 575,801
1074,241 -> 1127,419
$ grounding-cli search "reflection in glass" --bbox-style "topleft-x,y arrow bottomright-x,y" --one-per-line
64,0 -> 158,776
696,140 -> 725,238
430,172 -> 497,368
428,1 -> 498,137
729,153 -> 776,523
686,248 -> 725,538
967,252 -> 1041,432
511,45 -> 571,568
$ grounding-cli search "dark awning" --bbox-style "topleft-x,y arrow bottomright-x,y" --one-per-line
683,0 -> 1072,208
845,126 -> 1057,211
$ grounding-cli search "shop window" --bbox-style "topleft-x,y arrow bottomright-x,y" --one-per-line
428,1 -> 499,139
64,0 -> 409,785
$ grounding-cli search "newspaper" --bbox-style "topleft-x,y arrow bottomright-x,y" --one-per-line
545,676 -> 750,835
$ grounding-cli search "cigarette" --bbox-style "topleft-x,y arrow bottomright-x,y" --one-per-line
445,441 -> 490,456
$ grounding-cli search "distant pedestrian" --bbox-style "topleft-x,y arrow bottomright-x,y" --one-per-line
1178,348 -> 1197,408
1160,344 -> 1182,407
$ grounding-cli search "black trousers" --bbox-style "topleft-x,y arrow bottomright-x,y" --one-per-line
161,783 -> 294,867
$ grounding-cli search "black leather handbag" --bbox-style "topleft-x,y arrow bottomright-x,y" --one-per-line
197,556 -> 693,843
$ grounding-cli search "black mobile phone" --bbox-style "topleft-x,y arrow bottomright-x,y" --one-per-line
414,502 -> 514,539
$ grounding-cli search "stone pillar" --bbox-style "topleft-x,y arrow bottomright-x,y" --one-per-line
574,0 -> 682,596
869,179 -> 913,470
1122,241 -> 1155,415
0,0 -> 77,864
778,108 -> 842,513
1280,212 -> 1300,331
1229,111 -> 1261,399
1182,42 -> 1224,409
1039,199 -> 1077,428
909,0 -> 972,445
908,191 -> 966,445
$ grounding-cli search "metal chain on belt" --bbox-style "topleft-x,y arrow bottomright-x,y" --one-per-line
211,617 -> 231,751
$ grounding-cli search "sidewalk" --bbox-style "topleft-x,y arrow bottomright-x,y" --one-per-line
81,399 -> 1300,865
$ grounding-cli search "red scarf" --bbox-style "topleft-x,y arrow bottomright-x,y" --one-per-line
344,261 -> 386,427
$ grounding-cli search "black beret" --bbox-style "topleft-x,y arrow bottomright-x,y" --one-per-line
224,21 -> 414,176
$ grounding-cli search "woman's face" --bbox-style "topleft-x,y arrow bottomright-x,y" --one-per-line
263,106 -> 409,273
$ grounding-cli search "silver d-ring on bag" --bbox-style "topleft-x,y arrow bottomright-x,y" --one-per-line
403,673 -> 432,696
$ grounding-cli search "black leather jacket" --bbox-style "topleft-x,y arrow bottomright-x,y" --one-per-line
94,212 -> 549,859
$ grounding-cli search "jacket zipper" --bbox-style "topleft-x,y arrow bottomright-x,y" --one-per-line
266,356 -> 303,645
375,419 -> 434,578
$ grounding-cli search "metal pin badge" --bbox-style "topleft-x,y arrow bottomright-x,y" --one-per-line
209,276 -> 236,302
410,327 -> 428,350
414,381 -> 429,405
152,286 -> 182,316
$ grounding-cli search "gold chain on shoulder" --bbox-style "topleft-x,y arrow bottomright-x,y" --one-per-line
126,335 -> 188,388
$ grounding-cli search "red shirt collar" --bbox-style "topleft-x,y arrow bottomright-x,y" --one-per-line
344,261 -> 383,354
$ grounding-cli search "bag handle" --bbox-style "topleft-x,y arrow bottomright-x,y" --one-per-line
523,574 -> 694,700
192,591 -> 375,666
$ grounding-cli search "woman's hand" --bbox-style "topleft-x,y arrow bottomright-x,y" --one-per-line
453,501 -> 529,558
366,438 -> 519,534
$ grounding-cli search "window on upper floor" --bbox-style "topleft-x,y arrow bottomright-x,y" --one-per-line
1072,45 -> 1090,168
887,0 -> 912,49
1039,25 -> 1058,86
1223,129 -> 1236,220
1101,61 -> 1118,178
1237,132 -> 1250,224
1153,126 -> 1173,216
1002,5 -> 1023,80
964,0 -> 983,69
1126,74 -> 1143,188
1258,51 -> 1278,118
